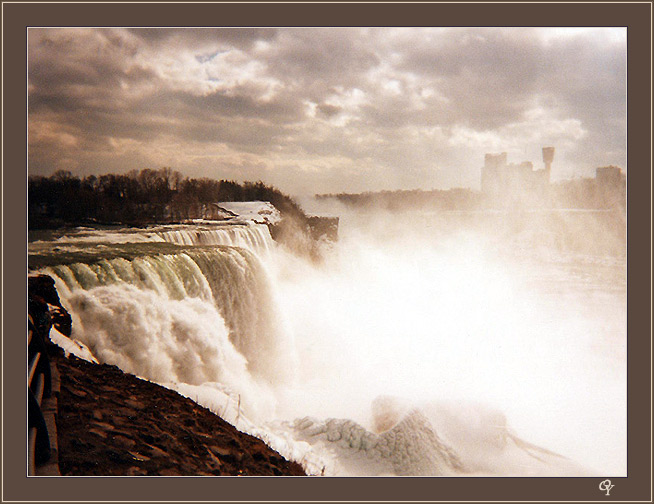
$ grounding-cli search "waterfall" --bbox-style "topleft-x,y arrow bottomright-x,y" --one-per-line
156,223 -> 275,255
42,244 -> 293,388
29,210 -> 626,476
28,223 -> 276,268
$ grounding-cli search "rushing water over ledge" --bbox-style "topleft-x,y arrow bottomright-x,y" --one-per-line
29,213 -> 626,476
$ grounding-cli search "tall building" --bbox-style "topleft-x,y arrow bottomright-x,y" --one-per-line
595,165 -> 626,209
542,147 -> 555,176
481,147 -> 553,206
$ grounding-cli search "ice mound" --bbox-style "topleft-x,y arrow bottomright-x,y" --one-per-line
289,396 -> 593,477
292,406 -> 463,476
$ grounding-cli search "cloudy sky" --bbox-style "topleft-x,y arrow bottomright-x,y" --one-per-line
28,27 -> 626,196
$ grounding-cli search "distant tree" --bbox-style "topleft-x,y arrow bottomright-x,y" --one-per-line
28,168 -> 309,229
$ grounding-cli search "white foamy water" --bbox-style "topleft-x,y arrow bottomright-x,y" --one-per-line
30,210 -> 626,476
29,222 -> 273,255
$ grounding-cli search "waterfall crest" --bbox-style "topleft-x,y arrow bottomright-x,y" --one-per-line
28,223 -> 275,269
157,223 -> 275,254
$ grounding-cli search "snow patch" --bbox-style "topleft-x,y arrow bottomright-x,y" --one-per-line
215,201 -> 282,225
50,326 -> 99,363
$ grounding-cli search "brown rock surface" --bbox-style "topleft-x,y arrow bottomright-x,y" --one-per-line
53,347 -> 305,476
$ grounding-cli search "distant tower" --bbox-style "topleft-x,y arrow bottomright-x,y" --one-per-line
542,146 -> 555,182
542,147 -> 555,171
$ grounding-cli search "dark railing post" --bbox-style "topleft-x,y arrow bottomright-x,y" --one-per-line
27,314 -> 55,475
28,274 -> 67,476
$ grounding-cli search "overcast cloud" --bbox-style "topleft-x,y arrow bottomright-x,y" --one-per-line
28,27 -> 626,196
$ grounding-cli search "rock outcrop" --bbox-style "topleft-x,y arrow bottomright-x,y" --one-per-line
54,349 -> 305,476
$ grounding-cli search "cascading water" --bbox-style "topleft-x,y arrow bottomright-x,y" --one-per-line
157,223 -> 274,254
32,224 -> 292,422
42,247 -> 291,384
28,213 -> 626,477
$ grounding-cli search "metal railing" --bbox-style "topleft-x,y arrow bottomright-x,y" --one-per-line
28,314 -> 53,475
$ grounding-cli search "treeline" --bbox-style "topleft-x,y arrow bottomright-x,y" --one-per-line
29,168 -> 308,229
317,176 -> 626,213
316,188 -> 481,212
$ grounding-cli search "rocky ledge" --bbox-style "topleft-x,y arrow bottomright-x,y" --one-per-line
53,347 -> 306,476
